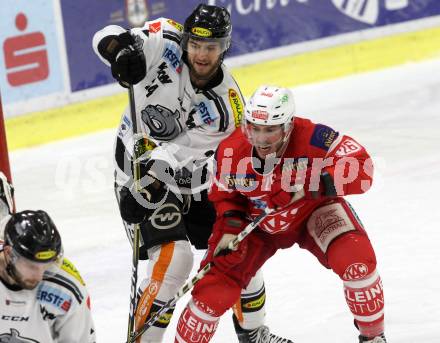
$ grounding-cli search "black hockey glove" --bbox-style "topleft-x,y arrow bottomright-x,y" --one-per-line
118,185 -> 148,224
118,159 -> 177,223
97,31 -> 146,87
111,47 -> 146,87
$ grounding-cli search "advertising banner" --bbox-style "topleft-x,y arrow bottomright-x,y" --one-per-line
1,0 -> 438,112
0,0 -> 64,106
60,0 -> 440,93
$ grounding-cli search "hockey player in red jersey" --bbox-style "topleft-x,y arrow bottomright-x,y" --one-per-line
174,85 -> 386,343
94,4 -> 291,342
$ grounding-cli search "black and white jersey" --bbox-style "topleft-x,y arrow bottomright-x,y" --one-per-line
0,253 -> 96,343
93,18 -> 245,191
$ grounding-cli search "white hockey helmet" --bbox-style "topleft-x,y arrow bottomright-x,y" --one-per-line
243,86 -> 295,157
244,85 -> 295,129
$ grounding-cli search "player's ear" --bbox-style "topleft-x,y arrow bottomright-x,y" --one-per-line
3,245 -> 13,259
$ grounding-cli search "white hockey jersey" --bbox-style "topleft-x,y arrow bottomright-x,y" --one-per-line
0,252 -> 96,343
93,18 -> 245,191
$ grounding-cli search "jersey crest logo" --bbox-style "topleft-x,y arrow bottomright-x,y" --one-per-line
343,263 -> 369,281
0,328 -> 39,343
141,104 -> 182,141
260,207 -> 301,234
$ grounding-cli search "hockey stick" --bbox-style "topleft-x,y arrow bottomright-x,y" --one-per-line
126,74 -> 157,339
126,84 -> 147,341
127,209 -> 271,343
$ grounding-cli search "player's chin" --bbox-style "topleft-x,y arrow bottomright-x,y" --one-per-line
20,280 -> 41,290
256,146 -> 276,159
193,63 -> 215,78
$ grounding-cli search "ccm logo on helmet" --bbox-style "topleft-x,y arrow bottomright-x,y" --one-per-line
150,204 -> 182,230
191,27 -> 212,37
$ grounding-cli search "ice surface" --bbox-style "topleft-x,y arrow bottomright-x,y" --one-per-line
10,58 -> 440,342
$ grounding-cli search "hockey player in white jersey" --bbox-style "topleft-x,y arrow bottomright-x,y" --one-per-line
93,4 -> 291,342
0,176 -> 96,343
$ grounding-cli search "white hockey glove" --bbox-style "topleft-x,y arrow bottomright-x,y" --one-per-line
0,172 -> 14,215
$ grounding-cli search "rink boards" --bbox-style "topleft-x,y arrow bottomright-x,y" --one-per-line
1,1 -> 440,150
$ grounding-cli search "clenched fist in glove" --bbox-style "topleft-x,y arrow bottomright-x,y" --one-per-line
97,31 -> 146,87
203,211 -> 250,273
118,185 -> 150,224
117,159 -> 176,224
212,233 -> 248,272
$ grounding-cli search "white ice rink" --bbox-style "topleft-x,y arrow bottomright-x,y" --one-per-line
9,57 -> 440,342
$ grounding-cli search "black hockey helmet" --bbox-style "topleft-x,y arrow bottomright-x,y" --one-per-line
4,210 -> 62,263
182,4 -> 232,53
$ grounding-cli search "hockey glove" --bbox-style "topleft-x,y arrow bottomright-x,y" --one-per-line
118,159 -> 178,223
0,172 -> 14,215
111,47 -> 146,87
118,185 -> 149,224
199,211 -> 248,268
212,235 -> 248,273
97,31 -> 146,87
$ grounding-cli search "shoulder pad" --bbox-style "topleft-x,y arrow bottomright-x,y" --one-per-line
43,267 -> 86,305
310,124 -> 339,151
60,258 -> 86,286
165,18 -> 184,32
228,88 -> 244,128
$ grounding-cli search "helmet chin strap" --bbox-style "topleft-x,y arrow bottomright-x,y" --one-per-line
275,124 -> 294,157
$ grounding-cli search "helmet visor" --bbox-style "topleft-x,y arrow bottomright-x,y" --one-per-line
10,247 -> 62,279
182,33 -> 230,54
242,121 -> 285,148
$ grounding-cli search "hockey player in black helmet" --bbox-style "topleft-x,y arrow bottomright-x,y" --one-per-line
181,4 -> 232,85
93,3 -> 292,342
0,208 -> 96,342
2,210 -> 62,290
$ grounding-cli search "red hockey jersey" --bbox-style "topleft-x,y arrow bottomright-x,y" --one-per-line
209,116 -> 374,235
